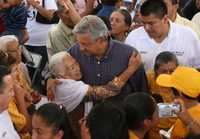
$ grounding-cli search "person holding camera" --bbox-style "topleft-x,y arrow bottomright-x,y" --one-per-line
156,66 -> 200,139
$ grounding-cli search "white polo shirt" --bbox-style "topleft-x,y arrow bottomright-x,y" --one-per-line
125,21 -> 200,71
0,111 -> 20,139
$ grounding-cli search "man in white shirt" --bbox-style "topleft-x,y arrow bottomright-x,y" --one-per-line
0,65 -> 20,139
163,0 -> 200,38
125,0 -> 200,71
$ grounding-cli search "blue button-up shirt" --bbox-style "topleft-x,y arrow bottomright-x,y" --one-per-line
68,40 -> 149,100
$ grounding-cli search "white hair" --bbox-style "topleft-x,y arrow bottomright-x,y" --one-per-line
49,51 -> 71,76
73,15 -> 109,41
0,35 -> 18,51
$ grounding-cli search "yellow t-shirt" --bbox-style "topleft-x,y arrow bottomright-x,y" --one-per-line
147,71 -> 177,139
129,130 -> 139,139
8,97 -> 31,139
171,104 -> 200,139
147,71 -> 175,103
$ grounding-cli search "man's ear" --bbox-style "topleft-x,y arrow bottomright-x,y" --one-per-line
143,118 -> 152,129
55,130 -> 64,139
163,15 -> 169,24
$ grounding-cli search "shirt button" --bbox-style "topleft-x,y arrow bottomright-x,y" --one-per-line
97,74 -> 101,77
97,61 -> 100,64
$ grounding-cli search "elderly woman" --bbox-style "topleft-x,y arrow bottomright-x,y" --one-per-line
48,51 -> 141,138
0,35 -> 40,139
0,35 -> 40,100
0,61 -> 32,139
0,35 -> 31,91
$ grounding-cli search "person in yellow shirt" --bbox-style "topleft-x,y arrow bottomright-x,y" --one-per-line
156,66 -> 200,139
147,51 -> 179,139
124,93 -> 159,139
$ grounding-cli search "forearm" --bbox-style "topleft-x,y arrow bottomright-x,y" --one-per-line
86,85 -> 117,100
16,100 -> 32,132
113,67 -> 138,88
64,0 -> 81,25
180,112 -> 200,134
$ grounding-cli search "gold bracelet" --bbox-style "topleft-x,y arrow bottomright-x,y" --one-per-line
113,77 -> 123,87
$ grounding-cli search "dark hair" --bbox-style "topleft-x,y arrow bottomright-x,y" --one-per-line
113,9 -> 132,26
140,0 -> 168,19
34,103 -> 77,139
0,65 -> 11,89
123,93 -> 157,130
154,51 -> 178,73
86,101 -> 129,139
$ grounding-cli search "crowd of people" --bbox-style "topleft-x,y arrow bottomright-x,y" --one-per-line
1,0 -> 200,139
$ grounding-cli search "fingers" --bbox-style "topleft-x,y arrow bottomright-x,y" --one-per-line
47,90 -> 55,101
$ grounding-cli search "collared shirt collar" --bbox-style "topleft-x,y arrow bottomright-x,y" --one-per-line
58,20 -> 73,35
96,39 -> 114,61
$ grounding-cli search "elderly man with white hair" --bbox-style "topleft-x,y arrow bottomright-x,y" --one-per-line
68,15 -> 148,102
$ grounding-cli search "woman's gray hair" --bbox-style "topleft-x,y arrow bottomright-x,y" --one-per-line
49,52 -> 70,77
0,35 -> 18,51
73,15 -> 109,41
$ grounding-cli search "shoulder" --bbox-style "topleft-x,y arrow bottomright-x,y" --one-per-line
110,40 -> 138,54
171,22 -> 199,40
68,43 -> 81,58
192,12 -> 200,20
125,27 -> 147,44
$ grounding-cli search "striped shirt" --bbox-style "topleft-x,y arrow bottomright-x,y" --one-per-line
2,2 -> 27,32
68,40 -> 149,99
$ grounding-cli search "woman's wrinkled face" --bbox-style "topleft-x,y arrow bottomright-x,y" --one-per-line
110,11 -> 129,36
7,40 -> 21,64
32,114 -> 62,139
61,55 -> 82,80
